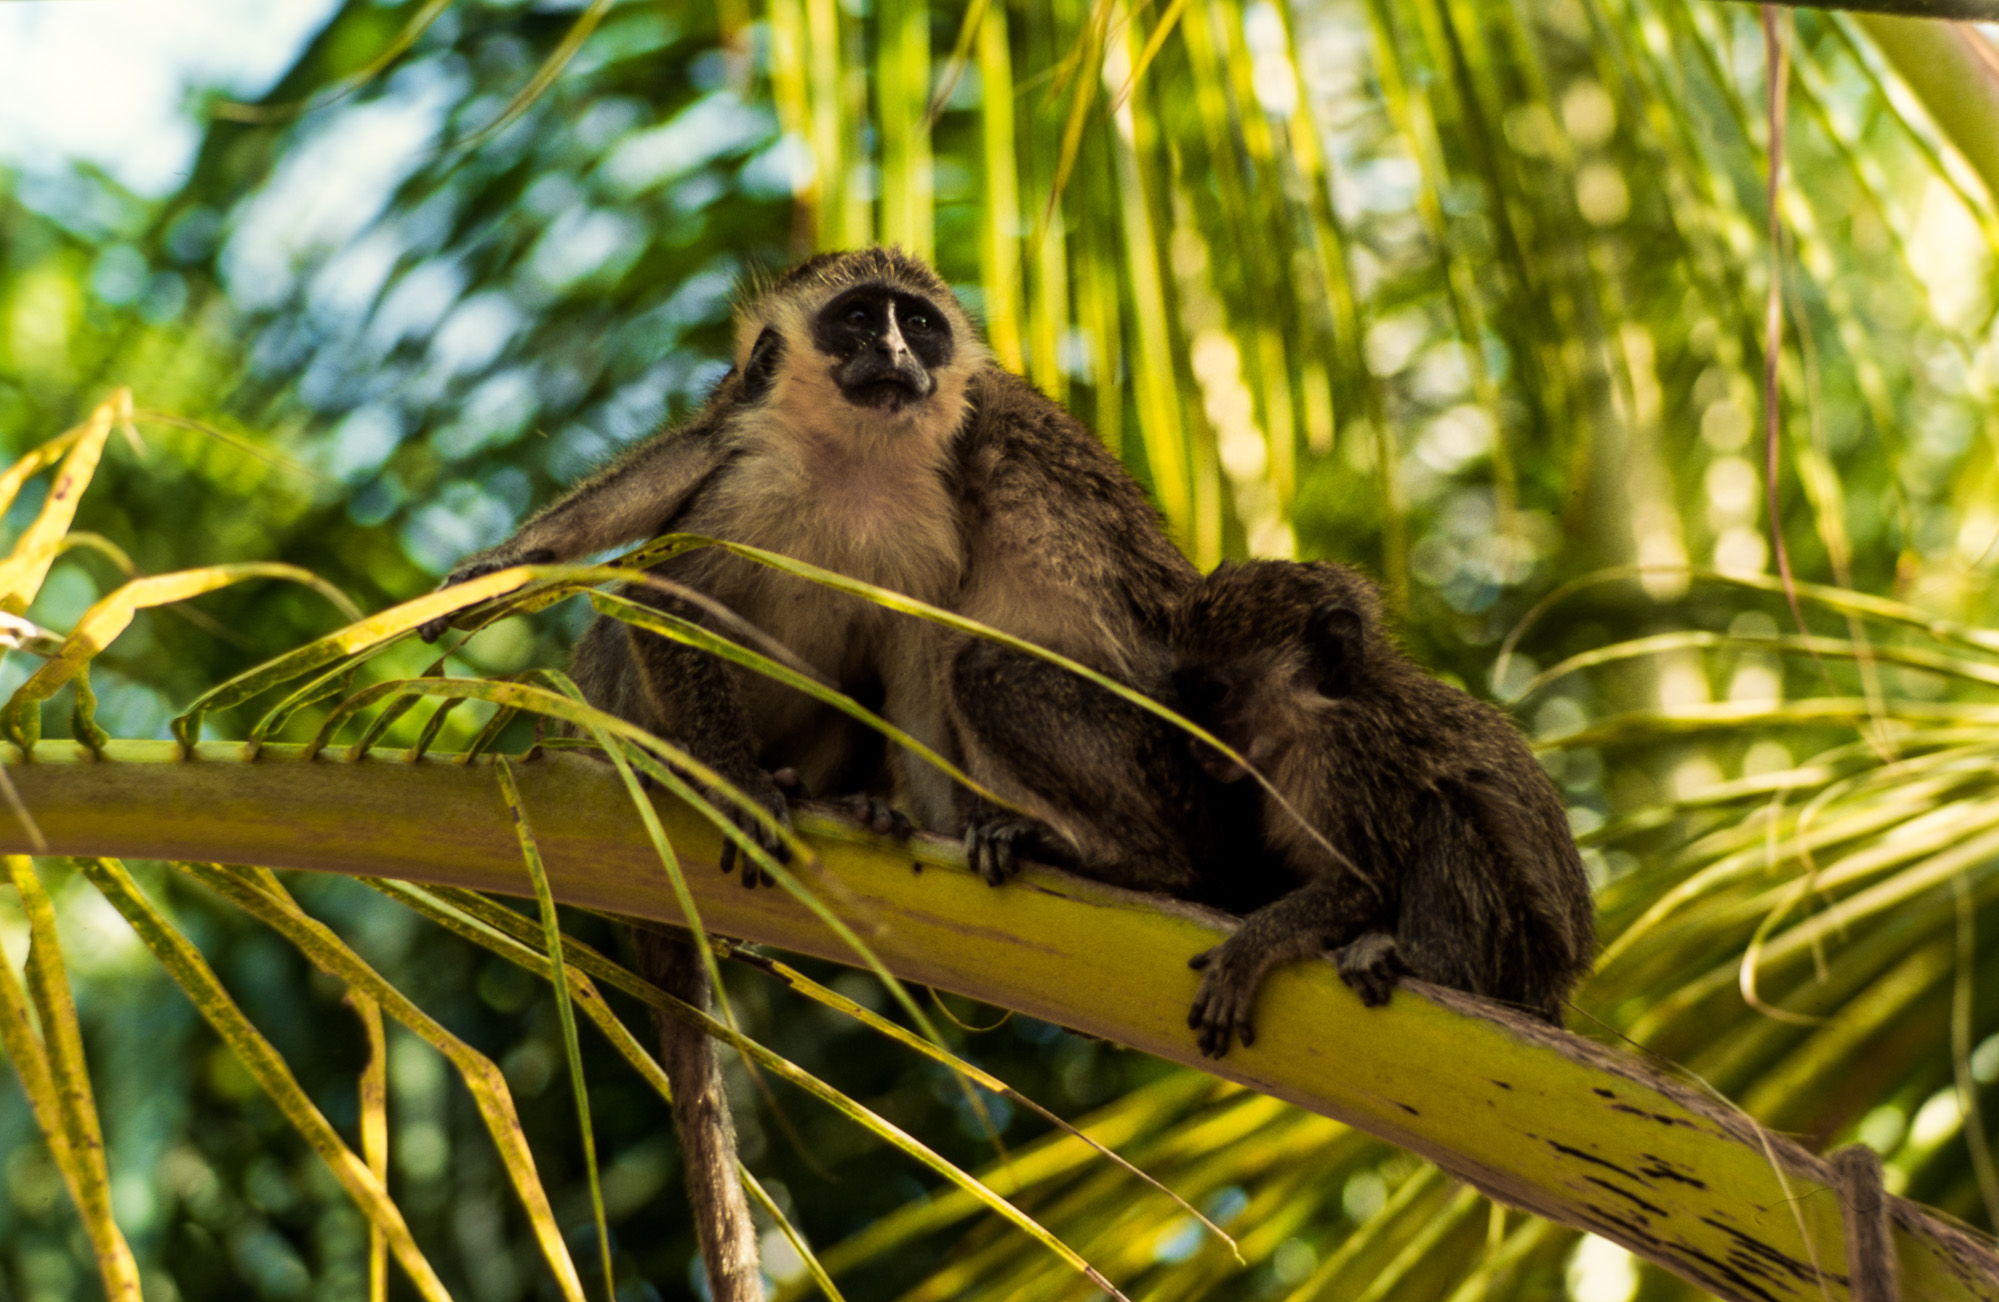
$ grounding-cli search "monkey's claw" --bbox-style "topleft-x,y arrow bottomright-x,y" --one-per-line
965,815 -> 1040,886
1187,945 -> 1258,1058
417,560 -> 503,643
715,772 -> 792,889
1333,931 -> 1404,1008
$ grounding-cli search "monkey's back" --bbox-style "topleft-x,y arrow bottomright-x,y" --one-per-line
1289,664 -> 1595,1018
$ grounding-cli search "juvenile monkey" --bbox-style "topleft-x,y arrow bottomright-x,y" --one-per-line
1169,560 -> 1595,1056
421,247 -> 1218,1287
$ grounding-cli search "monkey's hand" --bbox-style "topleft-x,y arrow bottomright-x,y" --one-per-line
1187,934 -> 1274,1058
713,767 -> 793,889
416,546 -> 555,643
1331,931 -> 1406,1007
963,808 -> 1050,886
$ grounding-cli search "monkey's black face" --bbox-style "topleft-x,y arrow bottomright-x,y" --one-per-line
1172,663 -> 1259,783
812,285 -> 955,412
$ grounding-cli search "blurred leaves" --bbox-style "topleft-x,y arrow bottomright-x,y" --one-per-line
1,0 -> 1998,1297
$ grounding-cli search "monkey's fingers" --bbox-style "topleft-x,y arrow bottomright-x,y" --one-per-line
1188,1000 -> 1225,1058
417,557 -> 517,643
699,767 -> 795,887
718,832 -> 784,888
1188,991 -> 1252,1058
831,795 -> 913,840
1189,947 -> 1265,1057
965,817 -> 1036,886
965,826 -> 992,883
1333,933 -> 1402,1008
735,785 -> 794,889
716,812 -> 788,886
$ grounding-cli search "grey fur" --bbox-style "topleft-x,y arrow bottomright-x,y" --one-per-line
1170,560 -> 1596,1057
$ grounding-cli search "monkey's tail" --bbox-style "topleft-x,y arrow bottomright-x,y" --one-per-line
1829,1143 -> 1901,1302
633,927 -> 762,1302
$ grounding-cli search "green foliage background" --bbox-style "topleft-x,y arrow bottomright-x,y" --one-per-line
1,0 -> 1998,1298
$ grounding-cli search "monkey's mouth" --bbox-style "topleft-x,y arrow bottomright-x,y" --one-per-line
1191,728 -> 1274,784
1191,739 -> 1252,784
839,357 -> 934,411
848,379 -> 926,411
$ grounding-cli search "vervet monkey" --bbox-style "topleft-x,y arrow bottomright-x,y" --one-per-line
1169,560 -> 1595,1056
424,246 -> 1220,1290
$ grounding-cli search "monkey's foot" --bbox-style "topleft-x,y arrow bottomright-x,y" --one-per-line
1332,931 -> 1404,1007
713,770 -> 792,889
964,814 -> 1044,886
1186,938 -> 1270,1058
830,795 -> 913,839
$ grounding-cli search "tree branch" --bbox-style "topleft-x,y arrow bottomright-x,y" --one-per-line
4,741 -> 1995,1300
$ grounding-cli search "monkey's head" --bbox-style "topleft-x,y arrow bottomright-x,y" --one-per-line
730,247 -> 986,443
1169,560 -> 1389,782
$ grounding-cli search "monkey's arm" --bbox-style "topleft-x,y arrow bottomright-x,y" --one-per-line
948,641 -> 1209,892
502,428 -> 735,564
419,419 -> 736,641
1188,871 -> 1386,1057
944,373 -> 1204,885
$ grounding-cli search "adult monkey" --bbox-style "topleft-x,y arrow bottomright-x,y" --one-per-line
421,247 -> 1210,1295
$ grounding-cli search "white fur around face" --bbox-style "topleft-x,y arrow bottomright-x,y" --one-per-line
730,267 -> 989,456
704,265 -> 987,602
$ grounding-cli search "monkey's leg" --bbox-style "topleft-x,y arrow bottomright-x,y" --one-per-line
878,624 -> 958,835
1397,797 -> 1562,1022
947,642 -> 1204,891
622,615 -> 794,889
632,928 -> 761,1302
1187,876 -> 1384,1057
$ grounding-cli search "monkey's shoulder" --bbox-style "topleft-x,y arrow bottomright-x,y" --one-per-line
1310,665 -> 1564,823
952,367 -> 1197,597
1339,661 -> 1524,754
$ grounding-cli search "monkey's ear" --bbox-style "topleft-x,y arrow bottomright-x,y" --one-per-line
1306,602 -> 1365,698
741,327 -> 785,403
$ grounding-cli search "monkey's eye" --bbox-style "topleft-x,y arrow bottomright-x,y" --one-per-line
844,306 -> 871,327
905,312 -> 930,330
